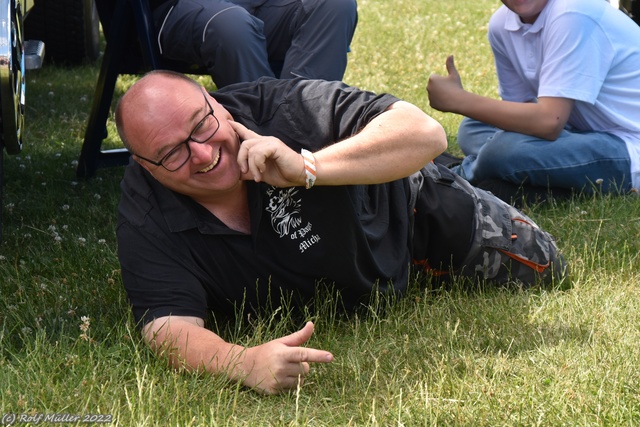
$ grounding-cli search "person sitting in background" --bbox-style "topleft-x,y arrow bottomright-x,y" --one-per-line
150,0 -> 358,88
427,0 -> 640,206
115,70 -> 566,394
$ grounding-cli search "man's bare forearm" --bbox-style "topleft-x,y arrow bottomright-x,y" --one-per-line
143,316 -> 247,378
313,101 -> 447,185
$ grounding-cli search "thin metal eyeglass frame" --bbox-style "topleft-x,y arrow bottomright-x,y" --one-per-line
135,89 -> 221,172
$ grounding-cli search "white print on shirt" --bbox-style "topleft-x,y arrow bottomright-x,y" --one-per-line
265,186 -> 321,253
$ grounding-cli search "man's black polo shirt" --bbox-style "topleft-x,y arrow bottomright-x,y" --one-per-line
117,78 -> 413,325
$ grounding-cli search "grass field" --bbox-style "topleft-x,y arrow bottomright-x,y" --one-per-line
1,0 -> 639,425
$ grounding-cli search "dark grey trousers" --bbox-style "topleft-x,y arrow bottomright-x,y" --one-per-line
154,0 -> 358,88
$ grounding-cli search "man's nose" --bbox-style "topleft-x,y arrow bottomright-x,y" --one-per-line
189,140 -> 213,162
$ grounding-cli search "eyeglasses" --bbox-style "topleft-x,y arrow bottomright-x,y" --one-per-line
135,89 -> 221,172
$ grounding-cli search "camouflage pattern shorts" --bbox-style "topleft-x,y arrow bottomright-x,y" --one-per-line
413,163 -> 567,286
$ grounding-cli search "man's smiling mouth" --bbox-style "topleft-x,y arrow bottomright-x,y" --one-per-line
198,149 -> 221,173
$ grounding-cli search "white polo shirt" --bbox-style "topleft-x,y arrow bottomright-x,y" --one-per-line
488,0 -> 640,188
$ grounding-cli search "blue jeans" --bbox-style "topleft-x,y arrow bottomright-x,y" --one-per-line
454,118 -> 632,194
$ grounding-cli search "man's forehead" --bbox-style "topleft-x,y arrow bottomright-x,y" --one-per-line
144,77 -> 199,102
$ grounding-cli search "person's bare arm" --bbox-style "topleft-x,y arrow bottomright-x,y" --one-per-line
143,316 -> 333,394
233,100 -> 447,187
427,55 -> 574,141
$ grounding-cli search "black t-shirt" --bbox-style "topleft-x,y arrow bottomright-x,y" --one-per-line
117,78 -> 413,325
